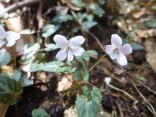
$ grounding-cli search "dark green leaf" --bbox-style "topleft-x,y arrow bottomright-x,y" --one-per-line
144,20 -> 156,28
91,87 -> 102,104
45,44 -> 59,51
82,21 -> 97,31
42,24 -> 60,38
0,49 -> 11,66
32,108 -> 50,117
53,14 -> 74,24
131,43 -> 144,50
76,96 -> 100,117
71,0 -> 84,7
0,73 -> 23,105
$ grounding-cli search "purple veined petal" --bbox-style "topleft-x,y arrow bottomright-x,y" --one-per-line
121,44 -> 132,55
67,51 -> 73,61
111,34 -> 122,47
71,46 -> 84,56
56,49 -> 67,61
69,36 -> 85,46
116,53 -> 128,66
0,40 -> 6,48
109,51 -> 118,60
6,31 -> 21,41
53,34 -> 69,49
105,45 -> 116,54
0,25 -> 6,40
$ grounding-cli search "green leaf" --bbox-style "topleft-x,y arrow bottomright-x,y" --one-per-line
32,108 -> 50,117
73,63 -> 89,81
0,73 -> 23,105
88,3 -> 105,15
20,29 -> 35,35
12,69 -> 33,87
82,21 -> 97,31
0,49 -> 11,66
73,68 -> 81,80
20,56 -> 35,65
76,96 -> 100,117
82,52 -> 90,61
42,24 -> 60,38
82,86 -> 102,104
98,0 -> 105,5
144,20 -> 156,28
12,69 -> 21,81
86,50 -> 98,58
45,43 -> 59,51
131,43 -> 144,50
71,0 -> 84,7
53,14 -> 74,24
91,87 -> 102,104
30,61 -> 65,73
82,86 -> 92,100
82,64 -> 89,81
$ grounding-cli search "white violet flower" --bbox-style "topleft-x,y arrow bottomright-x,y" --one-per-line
105,34 -> 132,66
0,25 -> 21,48
54,34 -> 85,61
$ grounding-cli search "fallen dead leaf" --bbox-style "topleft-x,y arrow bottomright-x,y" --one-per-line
131,8 -> 146,19
57,74 -> 73,92
144,39 -> 156,74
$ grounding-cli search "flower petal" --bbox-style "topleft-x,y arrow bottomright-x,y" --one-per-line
67,51 -> 73,61
116,53 -> 127,66
6,40 -> 16,47
0,25 -> 6,40
105,45 -> 116,54
111,34 -> 122,47
5,31 -> 21,47
6,31 -> 21,41
54,34 -> 69,49
69,36 -> 85,46
109,51 -> 118,60
0,40 -> 6,48
72,46 -> 84,56
56,49 -> 67,61
121,44 -> 132,55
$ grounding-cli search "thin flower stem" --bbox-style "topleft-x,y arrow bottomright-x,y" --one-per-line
90,54 -> 106,71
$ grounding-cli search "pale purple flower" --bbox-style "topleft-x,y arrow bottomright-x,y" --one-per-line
105,34 -> 132,66
0,25 -> 21,48
54,34 -> 85,61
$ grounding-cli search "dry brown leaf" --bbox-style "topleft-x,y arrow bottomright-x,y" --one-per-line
0,103 -> 9,117
1,66 -> 13,76
131,8 -> 146,19
144,39 -> 156,74
57,75 -> 73,92
146,53 -> 156,74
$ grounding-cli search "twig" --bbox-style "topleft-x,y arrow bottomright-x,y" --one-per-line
0,0 -> 39,15
36,0 -> 44,29
90,54 -> 106,71
141,83 -> 156,95
70,11 -> 105,52
107,83 -> 138,106
115,100 -> 124,117
132,81 -> 156,117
